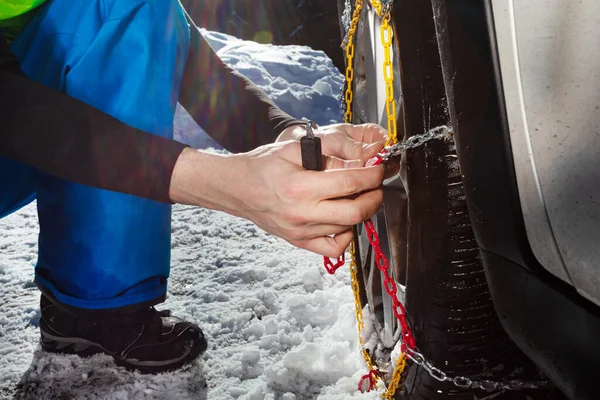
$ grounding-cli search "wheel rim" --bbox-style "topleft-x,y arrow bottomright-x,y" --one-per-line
352,2 -> 406,352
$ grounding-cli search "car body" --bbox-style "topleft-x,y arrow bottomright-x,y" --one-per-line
435,1 -> 600,398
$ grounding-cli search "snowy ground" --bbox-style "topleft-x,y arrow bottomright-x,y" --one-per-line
0,31 -> 383,400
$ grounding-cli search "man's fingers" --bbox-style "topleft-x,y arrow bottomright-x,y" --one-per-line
362,142 -> 385,161
323,154 -> 363,170
291,229 -> 354,258
320,132 -> 384,163
342,123 -> 388,145
319,134 -> 368,162
291,223 -> 353,240
306,165 -> 384,200
307,188 -> 383,226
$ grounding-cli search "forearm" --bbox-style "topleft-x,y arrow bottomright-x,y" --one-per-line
169,148 -> 241,210
178,21 -> 305,153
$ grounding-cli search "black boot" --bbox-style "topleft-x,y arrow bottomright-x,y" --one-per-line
39,294 -> 207,374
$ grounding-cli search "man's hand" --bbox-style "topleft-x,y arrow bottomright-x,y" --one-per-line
277,122 -> 399,178
169,140 -> 385,258
277,122 -> 387,165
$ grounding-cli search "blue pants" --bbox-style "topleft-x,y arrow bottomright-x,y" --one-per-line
0,0 -> 190,309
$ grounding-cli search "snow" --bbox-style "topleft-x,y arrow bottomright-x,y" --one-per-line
0,31 -> 383,399
173,30 -> 345,150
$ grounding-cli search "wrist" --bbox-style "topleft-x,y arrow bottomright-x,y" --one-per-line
169,148 -> 245,211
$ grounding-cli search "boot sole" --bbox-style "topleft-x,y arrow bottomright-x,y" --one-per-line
40,327 -> 208,374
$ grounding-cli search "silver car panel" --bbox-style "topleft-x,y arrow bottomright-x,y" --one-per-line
491,0 -> 600,306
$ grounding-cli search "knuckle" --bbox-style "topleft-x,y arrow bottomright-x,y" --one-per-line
341,173 -> 360,194
348,208 -> 365,225
288,239 -> 307,251
283,208 -> 306,227
280,223 -> 301,241
365,122 -> 388,140
287,230 -> 304,242
282,181 -> 306,201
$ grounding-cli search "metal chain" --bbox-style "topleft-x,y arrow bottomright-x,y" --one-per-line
370,126 -> 553,393
375,125 -> 453,164
352,126 -> 451,397
343,4 -> 375,376
405,349 -> 551,392
357,127 -> 552,396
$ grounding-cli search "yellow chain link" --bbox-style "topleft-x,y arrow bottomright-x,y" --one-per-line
345,2 -> 381,386
371,0 -> 398,146
382,354 -> 407,400
349,241 -> 379,376
343,0 -> 364,124
380,14 -> 398,146
344,1 -> 405,398
370,0 -> 384,13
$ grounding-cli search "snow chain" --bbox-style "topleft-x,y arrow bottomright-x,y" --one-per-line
329,1 -> 552,397
342,2 -> 389,392
348,241 -> 377,373
343,1 -> 387,394
343,0 -> 364,124
371,0 -> 398,146
341,1 -> 409,398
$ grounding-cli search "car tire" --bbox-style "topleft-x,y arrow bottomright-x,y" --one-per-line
341,1 -> 566,399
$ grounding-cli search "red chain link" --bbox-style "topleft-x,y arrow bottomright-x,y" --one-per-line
366,154 -> 385,167
358,369 -> 378,392
324,254 -> 345,274
363,218 -> 416,351
321,152 -> 416,394
321,217 -> 416,350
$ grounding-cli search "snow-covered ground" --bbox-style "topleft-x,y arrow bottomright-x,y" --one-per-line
0,31 -> 383,400
174,30 -> 345,149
